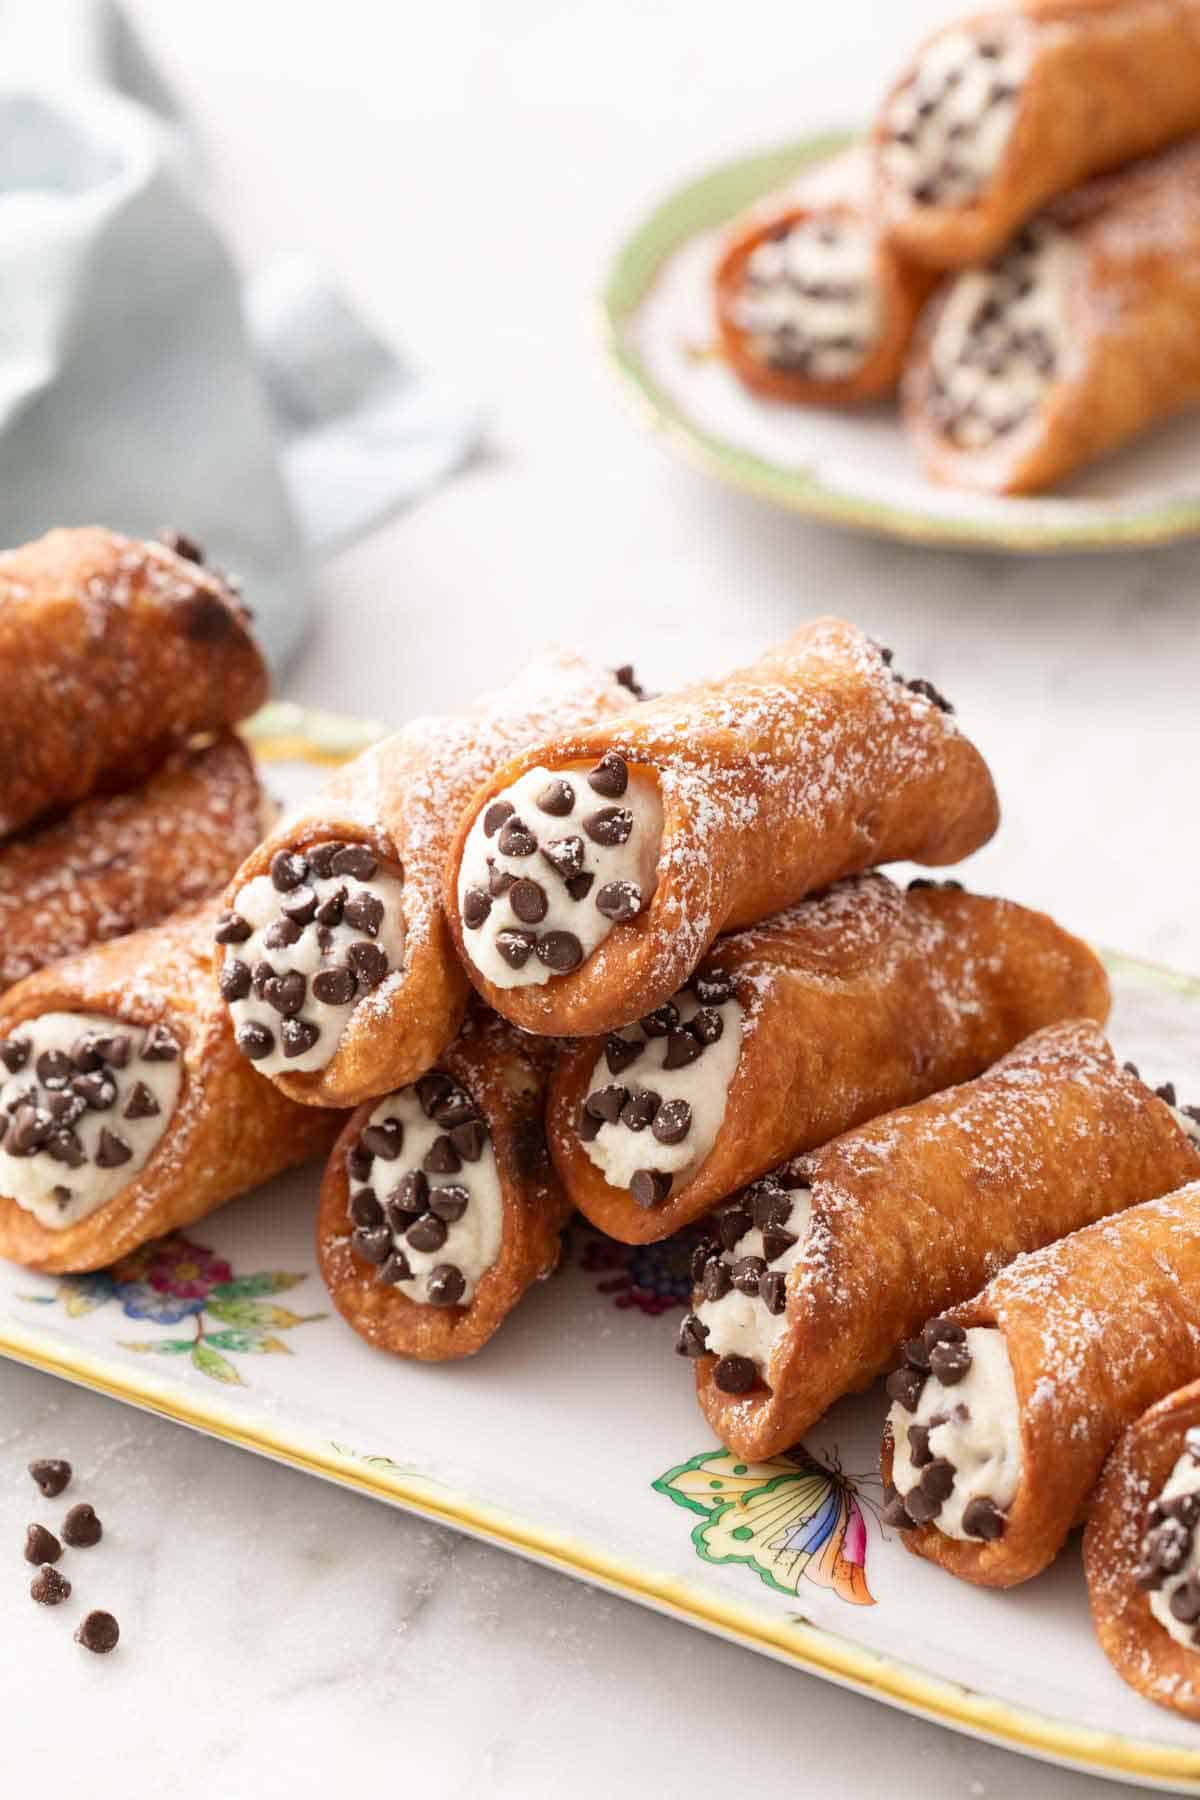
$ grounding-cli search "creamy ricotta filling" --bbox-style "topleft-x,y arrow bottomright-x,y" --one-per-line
0,1012 -> 182,1229
457,755 -> 663,990
675,1173 -> 811,1391
888,1325 -> 1021,1540
732,215 -> 881,379
882,25 -> 1028,209
1138,1434 -> 1200,1649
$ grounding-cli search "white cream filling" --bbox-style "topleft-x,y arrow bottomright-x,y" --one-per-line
223,862 -> 406,1075
457,761 -> 663,990
581,990 -> 743,1194
882,26 -> 1028,207
732,216 -> 881,379
925,221 -> 1076,449
1173,1105 -> 1200,1151
1146,1450 -> 1200,1650
695,1188 -> 812,1374
0,1012 -> 181,1229
890,1327 -> 1022,1539
348,1085 -> 502,1307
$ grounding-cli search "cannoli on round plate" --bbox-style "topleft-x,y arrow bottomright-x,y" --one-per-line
317,1009 -> 568,1360
874,0 -> 1200,270
0,901 -> 341,1274
902,141 -> 1200,494
883,1173 -> 1200,1587
446,622 -> 999,1039
549,873 -> 1108,1243
0,527 -> 267,837
214,652 -> 633,1108
678,1022 -> 1200,1460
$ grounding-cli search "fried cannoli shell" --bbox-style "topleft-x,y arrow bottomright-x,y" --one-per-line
317,1010 -> 570,1361
221,651 -> 632,1109
715,148 -> 937,405
875,0 -> 1200,270
885,1183 -> 1200,1588
904,141 -> 1200,494
701,1021 -> 1200,1461
0,736 -> 267,994
446,621 -> 999,1039
0,902 -> 341,1274
550,876 -> 1109,1244
0,528 -> 269,837
1084,1377 -> 1200,1717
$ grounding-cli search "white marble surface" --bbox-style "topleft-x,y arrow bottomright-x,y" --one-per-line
2,0 -> 1199,1793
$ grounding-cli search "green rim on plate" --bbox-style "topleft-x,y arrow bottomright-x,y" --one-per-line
599,132 -> 1200,552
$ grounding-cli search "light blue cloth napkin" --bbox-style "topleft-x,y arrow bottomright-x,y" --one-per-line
0,0 -> 480,668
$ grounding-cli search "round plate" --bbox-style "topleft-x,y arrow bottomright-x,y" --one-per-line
600,132 -> 1200,551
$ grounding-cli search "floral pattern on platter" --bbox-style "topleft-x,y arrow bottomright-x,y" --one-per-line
20,1232 -> 324,1385
654,1446 -> 875,1606
574,1221 -> 706,1316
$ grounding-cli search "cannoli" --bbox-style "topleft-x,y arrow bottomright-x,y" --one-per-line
549,874 -> 1109,1244
0,527 -> 268,838
714,147 -> 936,405
446,622 -> 999,1039
678,1022 -> 1200,1461
883,1178 -> 1200,1588
902,142 -> 1200,494
1084,1376 -> 1200,1717
0,902 -> 341,1275
215,652 -> 633,1108
874,0 -> 1200,270
0,736 -> 266,994
317,1008 -> 568,1360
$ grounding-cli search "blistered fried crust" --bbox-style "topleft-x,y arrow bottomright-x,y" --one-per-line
888,1183 -> 1200,1588
551,877 -> 1109,1243
219,651 -> 631,1108
317,1011 -> 570,1361
0,902 -> 341,1274
446,621 -> 999,1038
715,150 -> 937,405
0,528 -> 269,836
0,736 -> 265,993
702,1021 -> 1200,1461
904,140 -> 1200,494
1084,1376 -> 1200,1717
875,1 -> 1200,270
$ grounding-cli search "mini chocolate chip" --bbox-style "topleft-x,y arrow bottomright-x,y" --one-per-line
75,1611 -> 119,1654
406,1214 -> 448,1253
344,891 -> 384,937
280,884 -> 318,926
759,1270 -> 787,1315
689,1240 -> 713,1284
1156,1082 -> 1178,1106
692,972 -> 734,1008
732,1255 -> 767,1297
331,845 -> 378,881
427,1263 -> 467,1306
565,872 -> 595,901
676,1314 -> 710,1358
0,1037 -> 30,1074
360,1120 -> 403,1162
907,1423 -> 934,1469
713,1354 -> 757,1395
304,842 -> 341,879
31,1564 -> 71,1606
314,888 -> 346,928
349,1187 -> 384,1229
583,806 -> 633,847
536,779 -> 575,816
280,1018 -> 320,1059
587,752 -> 629,798
28,1459 -> 71,1498
483,800 -> 515,837
921,1317 -> 965,1353
885,1366 -> 927,1413
219,959 -> 252,1002
312,966 -> 357,1006
160,528 -> 205,563
702,1257 -> 732,1302
536,931 -> 583,973
46,1126 -> 85,1167
929,1338 -> 972,1385
431,1089 -> 475,1127
691,1009 -> 725,1046
640,1003 -> 678,1039
463,888 -> 492,929
1170,1578 -> 1200,1625
92,1033 -> 131,1070
24,1523 -> 62,1565
496,929 -> 537,969
663,1029 -> 702,1071
652,1098 -> 692,1145
585,1084 -> 628,1124
141,1025 -> 181,1063
72,1070 -> 118,1108
962,1496 -> 1006,1541
390,1170 -> 430,1215
881,1491 -> 915,1530
265,971 -> 307,1018
379,1251 -> 412,1284
595,881 -> 642,922
1147,1517 -> 1191,1575
605,1034 -> 642,1076
94,1130 -> 133,1170
9,1105 -> 51,1154
749,1186 -> 789,1231
919,1459 -> 956,1508
271,850 -> 309,892
265,917 -> 303,950
620,1088 -> 660,1132
761,1228 -> 797,1264
45,1092 -> 84,1123
541,836 -> 585,882
498,816 -> 537,858
424,1135 -> 462,1175
348,942 -> 389,990
351,1225 -> 391,1264
577,1106 -> 600,1142
35,1050 -> 72,1089
630,1168 -> 672,1209
347,1145 -> 373,1183
510,879 -> 548,924
429,1185 -> 470,1223
61,1503 -> 102,1548
906,677 -> 954,715
214,911 -> 251,945
415,1075 -> 452,1117
716,1205 -> 750,1251
488,862 -> 515,897
448,1120 -> 487,1164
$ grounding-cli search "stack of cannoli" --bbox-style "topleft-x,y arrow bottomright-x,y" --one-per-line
713,0 -> 1200,494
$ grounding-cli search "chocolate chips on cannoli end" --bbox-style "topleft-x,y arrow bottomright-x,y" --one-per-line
881,1487 -> 915,1531
536,777 -> 575,817
676,1313 -> 710,1358
701,1256 -> 732,1302
28,1458 -> 71,1498
604,1034 -> 642,1076
962,1495 -> 1007,1541
536,931 -> 583,973
630,1168 -> 672,1209
903,1458 -> 956,1524
713,1354 -> 758,1395
351,1225 -> 391,1265
885,1363 -> 927,1414
587,752 -> 629,799
652,1098 -> 692,1145
427,1263 -> 467,1307
595,880 -> 642,922
236,1021 -> 275,1062
350,1187 -> 384,1229
663,1028 -> 703,1072
759,1270 -> 787,1316
510,878 -> 548,925
584,806 -> 633,848
0,1037 -> 31,1073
